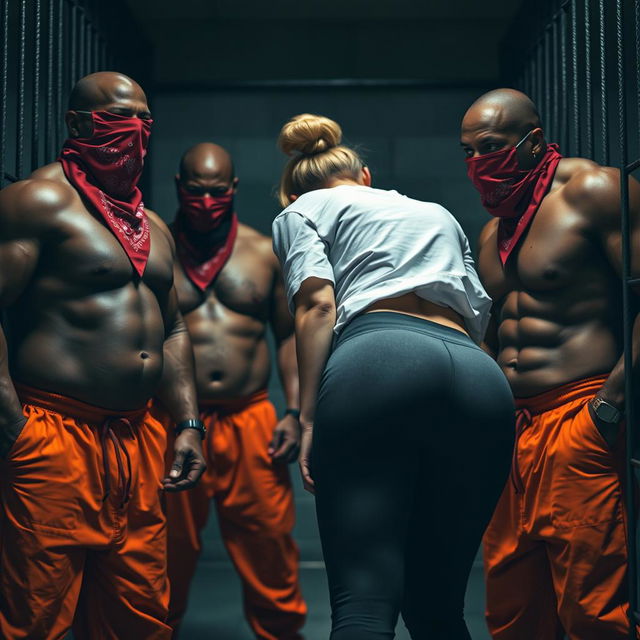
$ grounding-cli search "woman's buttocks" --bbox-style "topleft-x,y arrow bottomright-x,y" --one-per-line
319,313 -> 469,416
315,311 -> 514,445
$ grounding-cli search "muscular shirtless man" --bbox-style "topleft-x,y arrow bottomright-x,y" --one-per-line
155,143 -> 307,639
461,88 -> 640,639
0,72 -> 205,640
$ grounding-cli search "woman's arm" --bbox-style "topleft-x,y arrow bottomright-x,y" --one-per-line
293,277 -> 336,492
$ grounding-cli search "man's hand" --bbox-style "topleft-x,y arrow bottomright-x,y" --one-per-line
269,414 -> 301,463
0,415 -> 28,459
162,428 -> 206,492
588,395 -> 622,450
298,417 -> 314,494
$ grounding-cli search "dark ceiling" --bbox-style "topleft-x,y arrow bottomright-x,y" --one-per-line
124,0 -> 523,87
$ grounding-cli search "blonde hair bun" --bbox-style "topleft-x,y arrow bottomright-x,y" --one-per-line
278,113 -> 342,156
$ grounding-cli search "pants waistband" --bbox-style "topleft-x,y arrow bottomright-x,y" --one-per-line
199,389 -> 269,416
514,374 -> 608,415
15,383 -> 145,508
15,383 -> 148,425
336,311 -> 475,349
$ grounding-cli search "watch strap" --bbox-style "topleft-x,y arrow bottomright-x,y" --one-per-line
174,418 -> 207,440
591,396 -> 623,424
285,408 -> 301,419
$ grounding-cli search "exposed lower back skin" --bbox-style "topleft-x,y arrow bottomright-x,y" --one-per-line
366,292 -> 469,336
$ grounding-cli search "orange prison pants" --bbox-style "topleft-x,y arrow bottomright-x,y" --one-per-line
0,385 -> 171,640
484,375 -> 632,640
157,391 -> 306,640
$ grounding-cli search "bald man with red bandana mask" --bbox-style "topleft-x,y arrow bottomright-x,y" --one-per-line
153,142 -> 307,640
461,88 -> 640,640
0,72 -> 205,640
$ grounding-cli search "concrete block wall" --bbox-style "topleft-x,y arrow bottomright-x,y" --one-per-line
146,85 -> 494,561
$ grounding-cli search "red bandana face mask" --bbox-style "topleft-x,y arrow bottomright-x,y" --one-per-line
59,111 -> 152,277
466,133 -> 563,264
176,183 -> 234,233
174,183 -> 238,291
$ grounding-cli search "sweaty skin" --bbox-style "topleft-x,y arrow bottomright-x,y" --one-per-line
4,162 -> 171,408
174,144 -> 300,461
0,72 -> 204,488
461,89 -> 640,406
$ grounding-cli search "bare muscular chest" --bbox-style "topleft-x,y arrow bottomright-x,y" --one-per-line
39,201 -> 173,298
479,195 -> 609,318
176,243 -> 273,325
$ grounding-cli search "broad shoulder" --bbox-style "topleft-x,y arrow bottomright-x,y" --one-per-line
237,222 -> 270,248
147,208 -> 172,237
236,222 -> 278,267
558,158 -> 616,206
146,209 -> 176,257
555,156 -> 600,185
478,217 -> 499,248
0,169 -> 76,236
559,159 -> 621,225
30,161 -> 67,182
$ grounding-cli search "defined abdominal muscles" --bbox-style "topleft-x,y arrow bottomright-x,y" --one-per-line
499,315 -> 567,350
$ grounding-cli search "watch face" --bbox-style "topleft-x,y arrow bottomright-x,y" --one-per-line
595,401 -> 620,423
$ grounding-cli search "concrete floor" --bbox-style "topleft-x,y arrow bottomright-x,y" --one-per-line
63,471 -> 492,640
180,557 -> 490,640
179,472 -> 492,640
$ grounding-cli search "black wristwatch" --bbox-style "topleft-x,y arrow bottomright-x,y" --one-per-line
590,397 -> 623,425
174,419 -> 207,440
285,408 -> 301,420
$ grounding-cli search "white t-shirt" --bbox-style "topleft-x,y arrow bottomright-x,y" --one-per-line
272,185 -> 491,344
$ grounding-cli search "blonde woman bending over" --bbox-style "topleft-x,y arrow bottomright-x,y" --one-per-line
272,114 -> 514,640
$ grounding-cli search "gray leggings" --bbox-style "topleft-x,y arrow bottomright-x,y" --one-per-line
313,311 -> 514,640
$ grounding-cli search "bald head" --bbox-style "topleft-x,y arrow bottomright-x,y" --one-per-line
179,143 -> 235,184
177,143 -> 237,196
65,72 -> 150,139
462,88 -> 542,138
460,88 -> 545,170
68,72 -> 147,112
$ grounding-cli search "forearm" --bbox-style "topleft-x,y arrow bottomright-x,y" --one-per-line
599,313 -> 640,408
481,313 -> 499,360
157,314 -> 199,423
295,305 -> 336,422
0,326 -> 23,424
0,325 -> 26,454
276,335 -> 299,410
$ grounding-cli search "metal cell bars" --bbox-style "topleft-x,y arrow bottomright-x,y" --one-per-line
500,0 -> 627,165
0,0 -> 149,188
502,0 -> 640,633
619,0 -> 640,627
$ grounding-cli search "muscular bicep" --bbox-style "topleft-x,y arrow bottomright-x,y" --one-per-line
599,174 -> 640,295
482,314 -> 499,359
0,240 -> 39,306
270,255 -> 294,343
0,175 -> 74,307
162,285 -> 183,337
0,182 -> 47,306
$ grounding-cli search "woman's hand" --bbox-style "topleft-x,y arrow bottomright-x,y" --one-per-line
299,417 -> 315,494
292,277 -> 337,496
